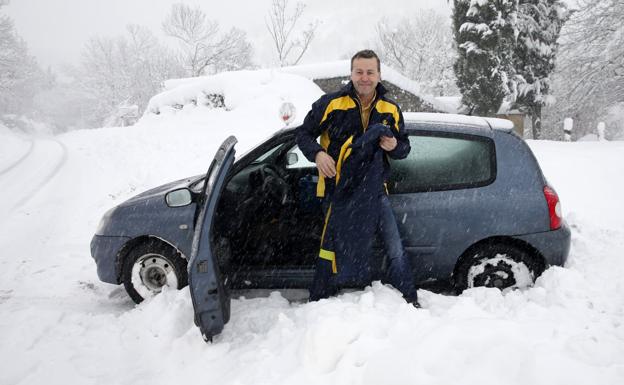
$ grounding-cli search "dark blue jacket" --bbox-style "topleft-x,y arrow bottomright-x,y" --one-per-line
296,81 -> 410,198
319,124 -> 398,283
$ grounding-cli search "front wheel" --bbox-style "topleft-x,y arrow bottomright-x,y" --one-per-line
454,243 -> 542,293
122,241 -> 188,304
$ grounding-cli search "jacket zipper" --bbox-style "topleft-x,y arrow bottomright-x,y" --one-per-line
353,93 -> 377,133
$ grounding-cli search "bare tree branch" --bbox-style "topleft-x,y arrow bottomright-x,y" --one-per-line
265,0 -> 317,66
376,11 -> 457,96
163,3 -> 253,76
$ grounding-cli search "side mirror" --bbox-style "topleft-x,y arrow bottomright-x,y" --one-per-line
286,152 -> 298,166
165,188 -> 192,207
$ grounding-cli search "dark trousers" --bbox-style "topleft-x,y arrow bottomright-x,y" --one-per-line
309,194 -> 418,302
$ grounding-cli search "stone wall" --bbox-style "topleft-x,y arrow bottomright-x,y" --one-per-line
313,77 -> 440,113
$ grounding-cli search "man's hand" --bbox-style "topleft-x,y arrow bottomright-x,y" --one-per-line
380,135 -> 397,151
315,151 -> 336,178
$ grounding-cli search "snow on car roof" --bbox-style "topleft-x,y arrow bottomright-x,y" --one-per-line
404,112 -> 514,132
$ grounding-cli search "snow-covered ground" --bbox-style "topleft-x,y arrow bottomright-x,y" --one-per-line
1,71 -> 623,385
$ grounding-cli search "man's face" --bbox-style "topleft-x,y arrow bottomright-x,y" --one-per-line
350,57 -> 380,99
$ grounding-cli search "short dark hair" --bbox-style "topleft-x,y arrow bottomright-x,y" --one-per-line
351,50 -> 380,72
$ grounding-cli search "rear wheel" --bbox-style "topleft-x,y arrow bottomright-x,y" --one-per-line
122,241 -> 188,304
454,243 -> 542,293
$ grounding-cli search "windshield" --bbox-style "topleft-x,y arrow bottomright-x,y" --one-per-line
190,129 -> 294,193
189,177 -> 205,193
235,130 -> 287,161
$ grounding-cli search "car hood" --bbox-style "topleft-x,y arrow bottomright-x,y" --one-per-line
118,175 -> 202,207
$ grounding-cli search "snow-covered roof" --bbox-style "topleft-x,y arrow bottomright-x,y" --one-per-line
279,60 -> 452,113
433,96 -> 524,116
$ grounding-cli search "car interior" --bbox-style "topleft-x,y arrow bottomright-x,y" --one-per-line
213,137 -> 324,287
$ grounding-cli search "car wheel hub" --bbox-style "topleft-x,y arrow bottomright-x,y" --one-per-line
131,254 -> 178,297
467,254 -> 533,290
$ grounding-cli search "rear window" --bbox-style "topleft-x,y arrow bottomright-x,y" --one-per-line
388,132 -> 496,193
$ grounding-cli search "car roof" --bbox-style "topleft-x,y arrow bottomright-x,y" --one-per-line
404,112 -> 514,136
282,112 -> 515,137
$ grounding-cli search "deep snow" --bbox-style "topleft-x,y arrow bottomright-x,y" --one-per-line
0,70 -> 623,385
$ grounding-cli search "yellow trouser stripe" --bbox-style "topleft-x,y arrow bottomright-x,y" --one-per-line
319,205 -> 337,274
319,249 -> 337,274
320,205 -> 332,243
316,176 -> 325,198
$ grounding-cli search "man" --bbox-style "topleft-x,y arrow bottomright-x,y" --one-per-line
296,49 -> 418,305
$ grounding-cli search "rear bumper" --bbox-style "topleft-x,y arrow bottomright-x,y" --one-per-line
515,220 -> 571,267
90,235 -> 131,284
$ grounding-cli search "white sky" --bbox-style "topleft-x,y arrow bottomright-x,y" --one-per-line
5,0 -> 451,71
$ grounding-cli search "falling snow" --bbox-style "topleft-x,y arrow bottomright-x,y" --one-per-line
1,69 -> 623,385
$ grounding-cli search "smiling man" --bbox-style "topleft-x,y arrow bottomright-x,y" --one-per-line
296,49 -> 419,306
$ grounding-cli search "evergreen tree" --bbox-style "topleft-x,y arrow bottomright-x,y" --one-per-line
513,0 -> 568,139
453,0 -> 518,116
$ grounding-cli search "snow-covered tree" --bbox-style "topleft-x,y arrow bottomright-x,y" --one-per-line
75,25 -> 183,127
376,10 -> 458,96
546,0 -> 624,139
453,0 -> 518,116
512,0 -> 568,139
265,0 -> 318,67
163,3 -> 254,76
0,0 -> 47,116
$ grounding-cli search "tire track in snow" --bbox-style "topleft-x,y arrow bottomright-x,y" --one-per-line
0,138 -> 68,215
0,139 -> 34,176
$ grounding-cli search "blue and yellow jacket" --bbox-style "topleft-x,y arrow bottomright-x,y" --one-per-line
296,81 -> 410,199
318,124 -> 397,280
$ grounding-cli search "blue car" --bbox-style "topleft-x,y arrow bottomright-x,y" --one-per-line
91,113 -> 570,340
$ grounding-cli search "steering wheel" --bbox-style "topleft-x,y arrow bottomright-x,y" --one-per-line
258,164 -> 291,204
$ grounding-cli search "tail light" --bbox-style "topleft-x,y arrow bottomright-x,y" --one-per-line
543,186 -> 562,230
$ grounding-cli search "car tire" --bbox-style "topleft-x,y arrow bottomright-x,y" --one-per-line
122,240 -> 188,304
454,243 -> 541,293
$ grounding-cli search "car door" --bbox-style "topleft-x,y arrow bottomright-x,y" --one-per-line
387,129 -> 497,282
188,135 -> 237,342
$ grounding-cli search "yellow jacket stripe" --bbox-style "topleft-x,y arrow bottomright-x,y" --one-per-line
317,136 -> 354,274
320,96 -> 357,125
335,136 -> 353,184
317,98 -> 353,197
375,100 -> 401,131
316,131 -> 331,197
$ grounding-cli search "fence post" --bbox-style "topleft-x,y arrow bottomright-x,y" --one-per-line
597,122 -> 606,141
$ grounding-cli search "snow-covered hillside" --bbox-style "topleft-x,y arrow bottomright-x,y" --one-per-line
0,71 -> 623,385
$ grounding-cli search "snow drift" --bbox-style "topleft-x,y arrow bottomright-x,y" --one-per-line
0,68 -> 623,385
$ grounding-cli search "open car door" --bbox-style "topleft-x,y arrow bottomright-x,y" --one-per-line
188,135 -> 237,342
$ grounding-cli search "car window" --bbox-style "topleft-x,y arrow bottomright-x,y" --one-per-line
388,133 -> 495,193
191,140 -> 293,193
251,144 -> 282,164
285,145 -> 316,169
